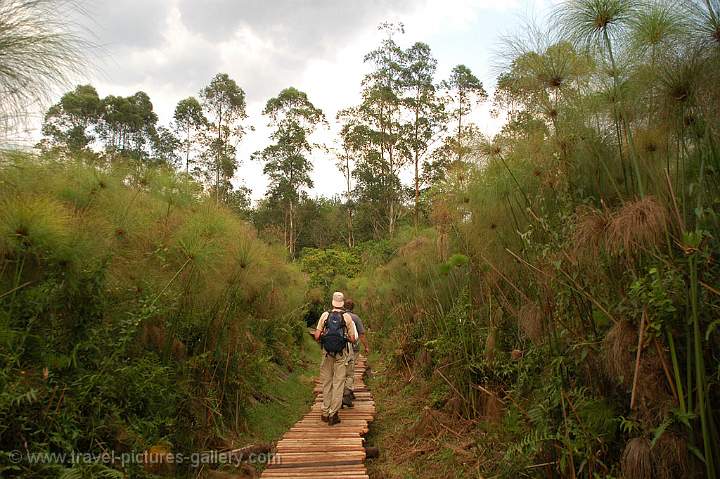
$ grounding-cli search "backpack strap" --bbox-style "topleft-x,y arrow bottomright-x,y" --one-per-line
321,311 -> 331,333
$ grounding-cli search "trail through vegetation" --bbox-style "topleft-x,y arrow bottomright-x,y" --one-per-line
1,0 -> 719,477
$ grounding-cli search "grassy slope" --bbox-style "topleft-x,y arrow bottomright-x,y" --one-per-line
213,332 -> 321,476
365,353 -> 481,479
243,333 -> 321,443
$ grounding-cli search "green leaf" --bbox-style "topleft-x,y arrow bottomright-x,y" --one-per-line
650,416 -> 672,448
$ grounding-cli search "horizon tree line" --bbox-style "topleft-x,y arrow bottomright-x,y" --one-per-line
39,23 -> 489,256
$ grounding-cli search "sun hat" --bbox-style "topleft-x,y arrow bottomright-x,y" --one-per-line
332,291 -> 345,308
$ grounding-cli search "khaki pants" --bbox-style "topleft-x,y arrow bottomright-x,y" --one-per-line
345,348 -> 356,391
320,350 -> 350,416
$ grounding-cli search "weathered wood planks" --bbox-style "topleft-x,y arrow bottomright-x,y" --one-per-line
261,355 -> 374,479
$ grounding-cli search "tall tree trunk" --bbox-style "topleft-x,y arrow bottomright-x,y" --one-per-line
345,152 -> 354,248
216,107 -> 223,204
457,93 -> 463,162
288,198 -> 294,257
414,99 -> 420,230
414,150 -> 420,230
186,126 -> 191,173
387,104 -> 396,237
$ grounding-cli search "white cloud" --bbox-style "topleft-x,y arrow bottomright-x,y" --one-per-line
31,0 -> 542,199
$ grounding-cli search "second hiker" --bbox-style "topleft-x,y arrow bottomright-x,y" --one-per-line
342,298 -> 369,408
314,292 -> 356,425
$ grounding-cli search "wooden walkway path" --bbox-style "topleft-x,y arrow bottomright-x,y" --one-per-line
260,354 -> 375,479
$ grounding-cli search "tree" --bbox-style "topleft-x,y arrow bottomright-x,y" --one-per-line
344,22 -> 407,238
173,97 -> 207,174
39,84 -> 102,155
444,65 -> 487,161
401,42 -> 446,228
200,73 -> 247,203
254,87 -> 325,257
152,126 -> 181,166
96,91 -> 159,160
225,185 -> 252,218
334,134 -> 356,248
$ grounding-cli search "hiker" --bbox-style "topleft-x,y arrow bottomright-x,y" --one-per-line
314,292 -> 356,425
342,298 -> 369,408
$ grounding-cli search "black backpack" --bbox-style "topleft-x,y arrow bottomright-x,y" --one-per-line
320,310 -> 348,355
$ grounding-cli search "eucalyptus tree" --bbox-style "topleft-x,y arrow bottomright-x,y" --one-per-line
335,118 -> 358,248
39,84 -> 102,155
443,65 -> 487,161
336,109 -> 377,246
401,42 -> 447,228
254,87 -> 325,257
355,22 -> 407,236
173,97 -> 207,174
200,73 -> 247,203
152,126 -> 181,167
97,91 -> 159,161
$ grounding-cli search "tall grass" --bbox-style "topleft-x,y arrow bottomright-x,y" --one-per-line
0,154 -> 307,477
0,0 -> 88,140
352,0 -> 720,476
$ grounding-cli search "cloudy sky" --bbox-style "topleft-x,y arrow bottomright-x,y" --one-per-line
54,0 -> 553,200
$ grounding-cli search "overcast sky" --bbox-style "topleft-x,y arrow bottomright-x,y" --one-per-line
51,0 -> 553,200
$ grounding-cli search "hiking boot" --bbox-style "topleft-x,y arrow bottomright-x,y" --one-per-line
321,415 -> 329,423
328,413 -> 341,425
342,395 -> 354,408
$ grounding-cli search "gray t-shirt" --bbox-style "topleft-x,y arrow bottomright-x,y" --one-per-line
348,312 -> 364,351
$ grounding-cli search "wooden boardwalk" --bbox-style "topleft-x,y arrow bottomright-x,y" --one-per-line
260,355 -> 375,479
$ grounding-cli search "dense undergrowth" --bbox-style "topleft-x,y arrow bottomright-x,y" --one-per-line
350,2 -> 720,477
0,155 -> 308,478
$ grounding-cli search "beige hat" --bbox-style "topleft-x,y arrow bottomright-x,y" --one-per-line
331,291 -> 345,308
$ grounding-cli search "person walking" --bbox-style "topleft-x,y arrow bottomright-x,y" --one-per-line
314,292 -> 356,425
342,298 -> 369,408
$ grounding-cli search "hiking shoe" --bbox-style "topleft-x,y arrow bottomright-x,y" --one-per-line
321,415 -> 329,423
342,396 -> 354,408
328,413 -> 341,425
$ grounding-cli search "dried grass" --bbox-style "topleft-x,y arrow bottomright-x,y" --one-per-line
518,301 -> 545,343
572,197 -> 669,261
398,236 -> 432,257
572,205 -> 611,260
606,197 -> 669,257
604,320 -> 637,385
604,321 -> 674,423
485,327 -> 497,362
621,437 -> 653,479
652,432 -> 688,479
482,391 -> 504,424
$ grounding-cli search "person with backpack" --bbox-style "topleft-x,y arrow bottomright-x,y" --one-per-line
342,298 -> 369,408
314,292 -> 356,425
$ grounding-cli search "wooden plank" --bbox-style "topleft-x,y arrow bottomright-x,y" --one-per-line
260,355 -> 374,479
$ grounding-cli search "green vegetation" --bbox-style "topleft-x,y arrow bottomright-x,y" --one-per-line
242,333 -> 320,445
0,157 -> 307,477
349,2 -> 720,477
2,0 -> 719,477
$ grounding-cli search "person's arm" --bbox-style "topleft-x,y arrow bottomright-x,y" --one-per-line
314,312 -> 327,342
359,333 -> 370,354
354,316 -> 369,353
